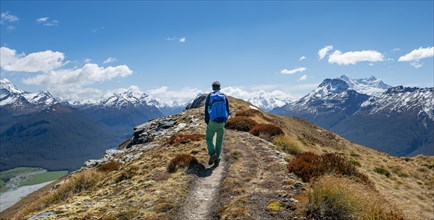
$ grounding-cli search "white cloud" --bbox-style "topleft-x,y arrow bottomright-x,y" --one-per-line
23,63 -> 132,99
23,63 -> 132,86
398,47 -> 433,69
147,86 -> 202,105
280,67 -> 306,75
36,17 -> 49,22
318,45 -> 333,60
103,57 -> 117,64
36,17 -> 59,26
166,36 -> 187,43
2,47 -> 133,100
298,75 -> 307,81
1,47 -> 64,72
328,50 -> 384,65
398,46 -> 433,62
392,48 -> 401,52
1,12 -> 19,25
299,56 -> 307,61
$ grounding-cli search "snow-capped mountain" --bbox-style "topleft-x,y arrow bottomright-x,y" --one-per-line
360,86 -> 434,121
245,95 -> 293,111
68,87 -> 187,113
1,78 -> 59,113
221,88 -> 294,111
273,77 -> 369,117
272,75 -> 433,156
339,75 -> 391,96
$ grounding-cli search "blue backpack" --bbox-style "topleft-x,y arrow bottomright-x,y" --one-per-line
208,92 -> 228,122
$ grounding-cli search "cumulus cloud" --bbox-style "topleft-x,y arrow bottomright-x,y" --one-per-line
328,50 -> 384,65
298,75 -> 307,81
179,37 -> 186,43
23,63 -> 132,86
23,63 -> 132,99
103,57 -> 117,64
146,86 -> 202,105
1,47 -> 64,72
299,56 -> 307,61
398,46 -> 433,68
36,17 -> 59,26
1,47 -> 133,100
318,45 -> 333,60
280,67 -> 306,75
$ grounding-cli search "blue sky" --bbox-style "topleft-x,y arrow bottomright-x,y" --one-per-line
1,1 -> 433,101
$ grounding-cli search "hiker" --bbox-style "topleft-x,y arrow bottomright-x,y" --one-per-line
205,81 -> 230,166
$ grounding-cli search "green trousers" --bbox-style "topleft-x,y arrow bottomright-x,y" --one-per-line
206,121 -> 225,159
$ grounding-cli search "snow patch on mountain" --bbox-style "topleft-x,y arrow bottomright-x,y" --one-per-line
221,87 -> 295,111
339,75 -> 391,96
361,86 -> 434,120
1,78 -> 58,108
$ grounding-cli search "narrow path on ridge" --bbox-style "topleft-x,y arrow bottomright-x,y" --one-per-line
177,157 -> 225,220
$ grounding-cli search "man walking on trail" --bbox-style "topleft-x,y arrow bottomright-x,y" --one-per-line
205,81 -> 230,166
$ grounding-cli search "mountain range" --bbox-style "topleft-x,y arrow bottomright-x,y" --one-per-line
1,75 -> 432,171
0,79 -> 164,171
2,96 -> 432,220
272,75 -> 434,156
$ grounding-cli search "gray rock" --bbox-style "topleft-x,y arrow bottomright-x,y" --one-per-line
28,212 -> 56,220
185,93 -> 207,110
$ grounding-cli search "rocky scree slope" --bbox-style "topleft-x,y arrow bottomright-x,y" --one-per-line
3,97 -> 433,220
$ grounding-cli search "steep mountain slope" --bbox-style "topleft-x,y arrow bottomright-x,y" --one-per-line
4,97 -> 432,220
272,76 -> 433,156
334,86 -> 434,156
76,89 -> 163,139
272,78 -> 370,128
0,79 -> 151,171
0,105 -> 117,171
0,79 -> 58,115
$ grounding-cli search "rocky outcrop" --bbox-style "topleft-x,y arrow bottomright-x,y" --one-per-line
185,93 -> 207,110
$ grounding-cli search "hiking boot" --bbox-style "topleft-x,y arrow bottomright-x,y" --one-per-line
214,158 -> 221,167
208,153 -> 216,165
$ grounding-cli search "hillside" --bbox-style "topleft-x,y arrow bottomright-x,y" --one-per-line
0,106 -> 117,171
2,97 -> 433,219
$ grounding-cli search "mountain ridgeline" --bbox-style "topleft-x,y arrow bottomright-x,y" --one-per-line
0,79 -> 170,171
272,75 -> 434,156
2,96 -> 432,220
1,75 -> 432,172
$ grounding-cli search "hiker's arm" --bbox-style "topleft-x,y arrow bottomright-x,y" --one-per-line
226,95 -> 230,116
204,94 -> 210,124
